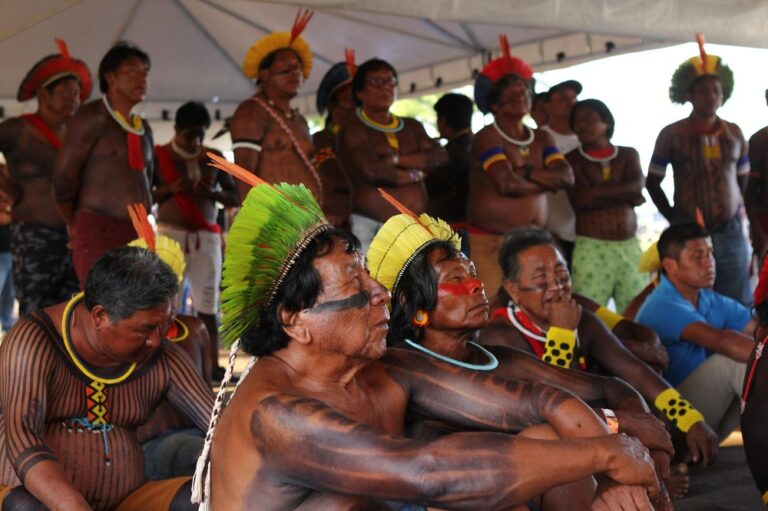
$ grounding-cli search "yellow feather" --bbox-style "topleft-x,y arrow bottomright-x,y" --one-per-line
129,235 -> 186,283
367,213 -> 461,293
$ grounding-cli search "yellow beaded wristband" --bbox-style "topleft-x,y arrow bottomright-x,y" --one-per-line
654,388 -> 705,433
543,327 -> 577,368
595,306 -> 624,330
762,490 -> 768,506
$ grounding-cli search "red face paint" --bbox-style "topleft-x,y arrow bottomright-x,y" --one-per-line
438,278 -> 483,296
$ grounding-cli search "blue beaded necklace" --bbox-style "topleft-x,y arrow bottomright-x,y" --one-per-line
404,338 -> 499,371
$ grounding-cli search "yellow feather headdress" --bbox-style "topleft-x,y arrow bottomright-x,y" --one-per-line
126,203 -> 186,283
242,9 -> 314,80
367,189 -> 461,294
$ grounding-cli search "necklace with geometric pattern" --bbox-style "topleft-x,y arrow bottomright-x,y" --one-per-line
61,291 -> 136,465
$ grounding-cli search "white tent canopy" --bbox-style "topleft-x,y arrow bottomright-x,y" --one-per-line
0,0 -> 762,120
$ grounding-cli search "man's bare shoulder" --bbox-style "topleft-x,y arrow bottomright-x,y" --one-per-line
471,125 -> 501,151
0,117 -> 25,132
479,318 -> 519,347
177,313 -> 208,339
230,98 -> 269,136
654,118 -> 690,140
749,126 -> 768,146
231,98 -> 263,121
0,117 -> 25,149
720,118 -> 745,139
533,127 -> 555,146
339,113 -> 366,133
474,124 -> 495,137
368,348 -> 465,383
68,99 -> 107,130
400,116 -> 426,131
617,146 -> 640,160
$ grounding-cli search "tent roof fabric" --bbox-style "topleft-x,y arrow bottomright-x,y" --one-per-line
0,0 -> 759,117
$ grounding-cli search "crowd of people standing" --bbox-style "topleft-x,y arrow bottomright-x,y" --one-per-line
0,10 -> 767,511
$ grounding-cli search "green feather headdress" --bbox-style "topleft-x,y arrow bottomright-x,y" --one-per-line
207,153 -> 331,348
669,33 -> 734,105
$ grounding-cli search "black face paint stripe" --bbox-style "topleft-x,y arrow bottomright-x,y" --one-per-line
308,291 -> 368,314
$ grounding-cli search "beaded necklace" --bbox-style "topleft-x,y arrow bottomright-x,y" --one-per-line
171,139 -> 202,160
166,317 -> 190,343
102,96 -> 144,135
356,107 -> 404,152
61,292 -> 137,385
61,292 -> 137,465
578,144 -> 619,182
493,121 -> 534,157
265,97 -> 299,119
404,338 -> 499,371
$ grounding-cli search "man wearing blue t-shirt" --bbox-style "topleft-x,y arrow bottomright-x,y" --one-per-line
637,223 -> 754,438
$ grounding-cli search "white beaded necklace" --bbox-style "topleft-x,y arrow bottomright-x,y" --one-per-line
102,96 -> 144,135
493,121 -> 534,147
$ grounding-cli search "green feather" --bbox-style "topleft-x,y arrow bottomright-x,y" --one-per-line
669,57 -> 734,105
219,182 -> 327,347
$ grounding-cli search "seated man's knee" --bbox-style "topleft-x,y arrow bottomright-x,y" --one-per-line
3,487 -> 46,511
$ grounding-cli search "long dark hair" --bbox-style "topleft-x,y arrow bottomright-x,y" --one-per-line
240,229 -> 359,357
387,241 -> 459,346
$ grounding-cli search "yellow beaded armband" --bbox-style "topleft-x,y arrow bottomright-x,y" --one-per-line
654,388 -> 704,433
543,327 -> 576,368
595,306 -> 624,331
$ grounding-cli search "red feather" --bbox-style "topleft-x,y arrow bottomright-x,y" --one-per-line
695,207 -> 705,228
345,48 -> 356,78
290,9 -> 314,46
696,33 -> 708,72
207,152 -> 266,187
480,34 -> 532,83
377,188 -> 434,235
54,38 -> 71,60
207,152 -> 316,212
127,203 -> 156,252
755,255 -> 768,305
499,34 -> 511,60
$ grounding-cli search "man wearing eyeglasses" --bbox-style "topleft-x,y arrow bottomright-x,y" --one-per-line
230,39 -> 320,203
481,226 -> 720,489
338,58 -> 447,251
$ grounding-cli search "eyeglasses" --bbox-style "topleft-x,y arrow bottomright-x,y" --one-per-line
516,277 -> 569,293
366,76 -> 398,89
272,64 -> 302,76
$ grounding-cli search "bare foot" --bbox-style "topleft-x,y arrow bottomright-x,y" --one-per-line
665,463 -> 689,500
